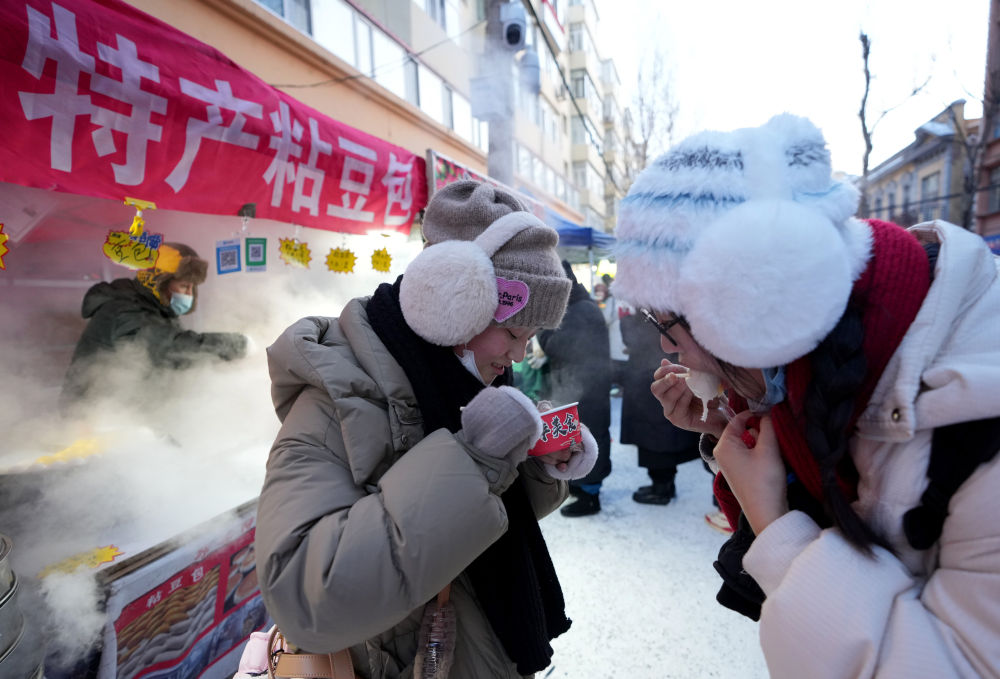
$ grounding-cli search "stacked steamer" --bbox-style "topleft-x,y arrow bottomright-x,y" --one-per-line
0,535 -> 44,678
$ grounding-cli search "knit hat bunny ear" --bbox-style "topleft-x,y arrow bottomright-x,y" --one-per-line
613,114 -> 872,369
400,181 -> 571,346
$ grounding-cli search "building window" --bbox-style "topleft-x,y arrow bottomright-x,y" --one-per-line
256,0 -> 311,33
902,184 -> 911,216
519,145 -> 533,182
989,166 -> 1000,213
572,161 -> 586,190
571,116 -> 587,145
569,24 -> 583,52
356,17 -> 373,75
404,58 -> 419,105
311,0 -> 355,65
452,92 -> 473,142
418,65 -> 444,124
920,172 -> 940,222
874,197 -> 883,218
372,28 -> 406,99
424,0 -> 447,30
888,192 -> 896,219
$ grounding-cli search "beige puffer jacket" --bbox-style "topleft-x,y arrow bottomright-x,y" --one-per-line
255,298 -> 568,678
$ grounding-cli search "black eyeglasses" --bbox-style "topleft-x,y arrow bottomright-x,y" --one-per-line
640,309 -> 689,347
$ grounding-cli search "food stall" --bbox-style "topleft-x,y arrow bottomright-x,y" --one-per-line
0,0 -> 427,676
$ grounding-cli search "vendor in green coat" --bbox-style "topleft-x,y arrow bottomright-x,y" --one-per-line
60,242 -> 247,415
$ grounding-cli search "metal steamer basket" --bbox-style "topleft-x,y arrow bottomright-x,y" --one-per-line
0,535 -> 44,678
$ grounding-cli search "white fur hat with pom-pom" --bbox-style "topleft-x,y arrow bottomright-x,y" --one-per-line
400,181 -> 571,346
612,114 -> 872,369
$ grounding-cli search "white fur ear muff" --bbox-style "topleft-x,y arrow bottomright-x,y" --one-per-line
677,200 -> 870,368
399,211 -> 541,346
400,241 -> 497,346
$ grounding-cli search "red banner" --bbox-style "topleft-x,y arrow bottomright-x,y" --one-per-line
0,0 -> 428,234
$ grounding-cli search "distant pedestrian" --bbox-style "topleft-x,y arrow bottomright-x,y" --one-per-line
619,310 -> 700,505
538,261 -> 612,517
593,280 -> 627,395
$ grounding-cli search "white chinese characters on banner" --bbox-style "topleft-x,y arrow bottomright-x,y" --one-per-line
166,77 -> 263,192
90,34 -> 166,185
8,0 -> 422,233
327,137 -> 376,223
382,152 -> 414,226
19,2 -> 165,184
291,118 -> 332,216
263,100 -> 303,208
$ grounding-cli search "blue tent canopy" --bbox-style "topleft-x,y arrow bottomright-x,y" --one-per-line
545,208 -> 616,250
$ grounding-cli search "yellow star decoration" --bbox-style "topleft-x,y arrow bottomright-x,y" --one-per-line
371,248 -> 392,273
34,437 -> 103,466
279,237 -> 312,269
326,247 -> 356,273
0,223 -> 9,270
38,545 -> 124,579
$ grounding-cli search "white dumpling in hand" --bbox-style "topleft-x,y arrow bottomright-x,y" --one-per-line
682,370 -> 723,421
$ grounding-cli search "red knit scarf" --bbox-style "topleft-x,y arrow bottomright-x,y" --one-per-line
715,220 -> 931,528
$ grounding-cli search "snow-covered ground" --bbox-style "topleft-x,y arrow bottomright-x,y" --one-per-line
540,397 -> 770,678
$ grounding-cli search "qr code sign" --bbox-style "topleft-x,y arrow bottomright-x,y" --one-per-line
249,244 -> 263,260
217,240 -> 242,274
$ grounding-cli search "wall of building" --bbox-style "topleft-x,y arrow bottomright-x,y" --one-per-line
866,102 -> 970,227
129,0 -> 488,184
129,0 -> 626,227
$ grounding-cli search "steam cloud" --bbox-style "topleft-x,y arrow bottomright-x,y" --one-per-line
0,223 -> 421,667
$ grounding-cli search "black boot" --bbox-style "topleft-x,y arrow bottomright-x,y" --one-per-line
632,481 -> 676,505
560,490 -> 601,517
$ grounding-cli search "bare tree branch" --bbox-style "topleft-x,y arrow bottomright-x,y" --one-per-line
953,67 -> 1000,228
624,51 -> 678,186
858,31 -> 932,217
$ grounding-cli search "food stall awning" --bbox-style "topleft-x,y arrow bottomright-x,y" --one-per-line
548,215 -> 616,250
0,0 -> 428,236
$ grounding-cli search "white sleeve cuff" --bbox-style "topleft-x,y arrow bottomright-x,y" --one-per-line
743,510 -> 821,595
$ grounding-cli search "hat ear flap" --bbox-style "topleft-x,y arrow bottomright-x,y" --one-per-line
677,200 -> 859,368
400,241 -> 498,346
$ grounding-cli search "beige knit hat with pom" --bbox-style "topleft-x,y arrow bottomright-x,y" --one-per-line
400,181 -> 571,346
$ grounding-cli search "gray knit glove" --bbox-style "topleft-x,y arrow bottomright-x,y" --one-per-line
460,386 -> 543,466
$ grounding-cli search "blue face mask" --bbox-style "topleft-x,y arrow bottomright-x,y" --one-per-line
748,366 -> 787,413
169,292 -> 193,316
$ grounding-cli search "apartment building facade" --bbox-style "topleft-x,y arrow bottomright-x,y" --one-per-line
865,101 -> 976,228
127,0 -> 629,232
975,0 -> 1000,248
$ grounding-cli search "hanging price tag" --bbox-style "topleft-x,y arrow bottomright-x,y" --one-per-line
326,247 -> 356,273
371,247 -> 392,273
279,238 -> 312,269
102,231 -> 163,270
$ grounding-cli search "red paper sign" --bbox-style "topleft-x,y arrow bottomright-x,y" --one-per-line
0,0 -> 428,234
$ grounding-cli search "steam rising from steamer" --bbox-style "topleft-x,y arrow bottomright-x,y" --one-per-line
0,235 -> 420,666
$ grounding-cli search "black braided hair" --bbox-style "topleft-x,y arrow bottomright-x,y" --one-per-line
803,303 -> 892,555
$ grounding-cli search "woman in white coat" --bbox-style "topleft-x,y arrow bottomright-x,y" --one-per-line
613,114 -> 1000,678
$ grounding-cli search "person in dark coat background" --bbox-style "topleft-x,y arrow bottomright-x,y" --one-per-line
619,310 -> 701,504
60,242 -> 247,415
537,261 -> 612,516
